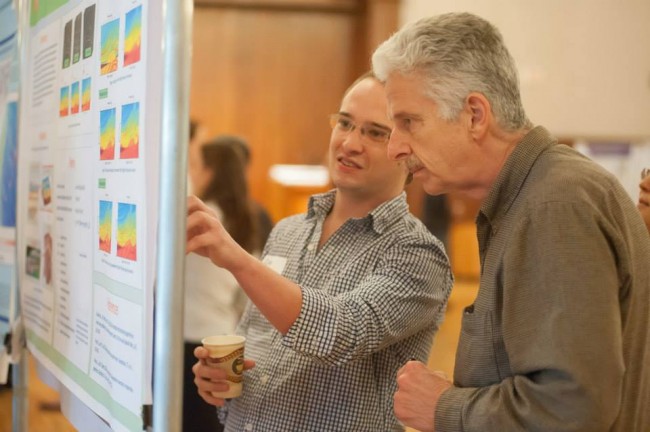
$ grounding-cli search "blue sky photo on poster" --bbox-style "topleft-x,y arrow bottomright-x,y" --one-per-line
0,0 -> 18,365
0,101 -> 17,227
0,0 -> 18,228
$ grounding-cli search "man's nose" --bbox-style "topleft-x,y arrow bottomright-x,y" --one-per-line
341,127 -> 364,153
387,130 -> 411,161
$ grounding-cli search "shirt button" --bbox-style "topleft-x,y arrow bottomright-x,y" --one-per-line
306,244 -> 315,251
260,375 -> 269,384
244,423 -> 253,431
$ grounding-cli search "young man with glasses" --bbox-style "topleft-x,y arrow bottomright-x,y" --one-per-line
186,72 -> 453,431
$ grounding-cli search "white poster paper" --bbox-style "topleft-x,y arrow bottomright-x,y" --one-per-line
17,0 -> 160,429
0,0 -> 19,384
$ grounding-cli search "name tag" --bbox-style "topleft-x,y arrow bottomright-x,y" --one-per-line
262,255 -> 287,275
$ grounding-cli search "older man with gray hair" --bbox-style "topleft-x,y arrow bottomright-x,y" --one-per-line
373,12 -> 650,432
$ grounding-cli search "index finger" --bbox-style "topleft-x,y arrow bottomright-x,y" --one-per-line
187,195 -> 207,214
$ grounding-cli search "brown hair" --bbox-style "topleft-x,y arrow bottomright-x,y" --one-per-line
199,136 -> 258,253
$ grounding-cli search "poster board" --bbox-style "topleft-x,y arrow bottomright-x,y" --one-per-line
16,0 -> 162,430
0,0 -> 19,384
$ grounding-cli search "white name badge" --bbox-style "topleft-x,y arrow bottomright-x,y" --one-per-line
262,255 -> 287,275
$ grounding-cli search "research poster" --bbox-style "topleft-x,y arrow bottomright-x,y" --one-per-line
17,0 -> 161,430
0,0 -> 19,384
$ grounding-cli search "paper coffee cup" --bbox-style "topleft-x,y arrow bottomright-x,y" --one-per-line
201,335 -> 246,398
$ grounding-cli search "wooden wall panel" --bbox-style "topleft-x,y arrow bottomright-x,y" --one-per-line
196,0 -> 358,11
190,0 -> 400,214
192,5 -> 356,207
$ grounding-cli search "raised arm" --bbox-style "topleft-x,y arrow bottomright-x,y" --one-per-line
186,195 -> 302,334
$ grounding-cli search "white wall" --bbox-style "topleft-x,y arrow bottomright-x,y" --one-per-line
400,0 -> 650,140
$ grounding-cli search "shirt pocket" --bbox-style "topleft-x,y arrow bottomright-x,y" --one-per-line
454,306 -> 503,387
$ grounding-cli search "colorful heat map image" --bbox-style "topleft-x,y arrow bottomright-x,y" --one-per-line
120,102 -> 139,159
59,86 -> 69,117
99,200 -> 113,253
100,18 -> 119,75
41,176 -> 52,206
124,5 -> 142,67
117,202 -> 136,261
99,108 -> 116,160
82,77 -> 91,111
70,81 -> 80,114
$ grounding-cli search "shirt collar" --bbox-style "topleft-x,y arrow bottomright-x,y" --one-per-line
480,126 -> 556,227
306,189 -> 409,234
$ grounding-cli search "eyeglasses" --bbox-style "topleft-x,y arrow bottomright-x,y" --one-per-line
329,113 -> 391,144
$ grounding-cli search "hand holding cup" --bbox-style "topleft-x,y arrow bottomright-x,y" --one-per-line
193,335 -> 254,406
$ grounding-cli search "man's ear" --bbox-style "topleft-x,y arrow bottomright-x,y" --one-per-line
466,93 -> 490,139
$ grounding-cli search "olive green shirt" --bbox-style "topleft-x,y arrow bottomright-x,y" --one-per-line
437,126 -> 650,431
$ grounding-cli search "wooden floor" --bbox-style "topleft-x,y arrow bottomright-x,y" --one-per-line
0,358 -> 76,432
0,280 -> 478,432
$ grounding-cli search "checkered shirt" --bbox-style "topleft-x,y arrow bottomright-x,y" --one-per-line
222,190 -> 453,431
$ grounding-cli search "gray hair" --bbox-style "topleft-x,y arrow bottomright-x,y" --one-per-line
372,12 -> 532,131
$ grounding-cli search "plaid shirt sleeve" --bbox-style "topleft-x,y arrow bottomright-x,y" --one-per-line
282,231 -> 452,366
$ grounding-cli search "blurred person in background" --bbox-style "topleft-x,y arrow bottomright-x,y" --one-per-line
183,132 -> 260,432
187,120 -> 209,195
208,134 -> 274,251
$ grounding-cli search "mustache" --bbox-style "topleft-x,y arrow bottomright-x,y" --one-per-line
405,157 -> 423,173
